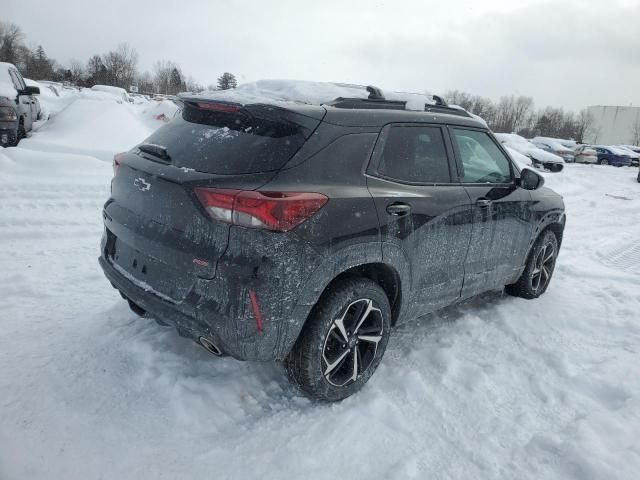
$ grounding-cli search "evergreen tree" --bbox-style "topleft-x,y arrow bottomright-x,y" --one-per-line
217,72 -> 237,90
168,67 -> 183,95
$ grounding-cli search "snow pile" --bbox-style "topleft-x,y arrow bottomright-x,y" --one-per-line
191,79 -> 439,111
27,79 -> 79,120
18,88 -> 177,161
91,84 -> 130,103
0,62 -> 17,99
137,99 -> 180,128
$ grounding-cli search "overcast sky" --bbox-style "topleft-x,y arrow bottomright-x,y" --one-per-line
7,0 -> 640,111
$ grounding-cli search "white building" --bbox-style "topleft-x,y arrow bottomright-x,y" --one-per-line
586,105 -> 640,145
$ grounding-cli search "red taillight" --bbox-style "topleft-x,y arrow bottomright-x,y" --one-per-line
196,102 -> 240,113
113,152 -> 126,176
194,188 -> 328,232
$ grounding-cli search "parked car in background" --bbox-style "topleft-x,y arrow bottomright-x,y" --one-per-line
91,85 -> 130,103
0,62 -> 40,146
495,133 -> 564,172
616,146 -> 640,167
621,145 -> 640,155
24,78 -> 42,121
503,145 -> 533,170
588,146 -> 633,167
531,137 -> 576,163
99,91 -> 565,401
573,145 -> 598,164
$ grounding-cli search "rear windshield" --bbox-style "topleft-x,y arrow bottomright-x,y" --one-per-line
141,102 -> 321,174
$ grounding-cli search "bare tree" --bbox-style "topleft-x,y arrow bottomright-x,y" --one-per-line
102,43 -> 138,88
574,109 -> 593,143
153,60 -> 179,94
0,22 -> 24,65
136,71 -> 154,94
68,59 -> 85,84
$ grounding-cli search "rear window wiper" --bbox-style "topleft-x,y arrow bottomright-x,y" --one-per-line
137,143 -> 171,163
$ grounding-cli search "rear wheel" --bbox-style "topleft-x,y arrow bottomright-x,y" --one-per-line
506,230 -> 558,299
286,277 -> 391,401
599,158 -> 608,165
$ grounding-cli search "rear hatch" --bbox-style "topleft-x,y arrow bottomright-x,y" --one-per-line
104,99 -> 324,301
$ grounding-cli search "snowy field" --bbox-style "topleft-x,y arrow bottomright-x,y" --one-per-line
1,87 -> 640,480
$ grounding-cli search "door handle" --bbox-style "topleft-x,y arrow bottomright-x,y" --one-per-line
476,198 -> 492,207
386,202 -> 411,216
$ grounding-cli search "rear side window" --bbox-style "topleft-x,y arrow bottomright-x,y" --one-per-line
377,126 -> 451,183
141,102 -> 320,174
452,129 -> 512,183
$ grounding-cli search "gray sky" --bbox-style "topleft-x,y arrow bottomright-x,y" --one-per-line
7,0 -> 640,111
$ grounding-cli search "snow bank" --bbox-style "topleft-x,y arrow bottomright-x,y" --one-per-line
20,92 -> 158,161
91,84 -> 130,103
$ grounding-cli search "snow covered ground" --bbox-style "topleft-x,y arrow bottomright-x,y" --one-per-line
1,87 -> 640,480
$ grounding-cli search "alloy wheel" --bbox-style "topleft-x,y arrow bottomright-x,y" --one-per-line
322,298 -> 384,387
531,242 -> 555,292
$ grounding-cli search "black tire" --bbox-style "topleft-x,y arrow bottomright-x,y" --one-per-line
506,230 -> 559,299
286,277 -> 391,401
8,121 -> 24,147
599,158 -> 608,165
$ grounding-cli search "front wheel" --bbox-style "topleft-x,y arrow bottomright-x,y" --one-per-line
506,230 -> 559,299
286,277 -> 391,401
599,158 -> 608,165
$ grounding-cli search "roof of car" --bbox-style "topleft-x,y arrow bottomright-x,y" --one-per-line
180,96 -> 487,130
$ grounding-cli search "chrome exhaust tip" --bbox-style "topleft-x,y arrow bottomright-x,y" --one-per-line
198,336 -> 223,357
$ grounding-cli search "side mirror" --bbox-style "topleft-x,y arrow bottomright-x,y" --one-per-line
518,167 -> 545,190
21,86 -> 40,95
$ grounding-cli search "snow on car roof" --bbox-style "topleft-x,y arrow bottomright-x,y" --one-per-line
494,133 -> 531,146
187,79 -> 439,111
0,62 -> 18,99
533,137 -> 570,150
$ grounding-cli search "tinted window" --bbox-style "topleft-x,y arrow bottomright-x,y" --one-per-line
8,70 -> 21,91
452,129 -> 512,183
13,70 -> 26,90
141,102 -> 319,174
378,126 -> 451,183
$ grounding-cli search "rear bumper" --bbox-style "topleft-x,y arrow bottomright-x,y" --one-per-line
99,224 -> 316,361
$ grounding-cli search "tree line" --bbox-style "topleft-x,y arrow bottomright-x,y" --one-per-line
444,90 -> 594,142
0,21 -> 237,94
2,20 -> 596,140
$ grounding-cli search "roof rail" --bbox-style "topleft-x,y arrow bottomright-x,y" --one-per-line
325,96 -> 471,118
366,85 -> 385,100
326,97 -> 407,110
432,95 -> 448,106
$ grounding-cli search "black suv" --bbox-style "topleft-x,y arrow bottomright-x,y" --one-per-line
99,87 -> 565,401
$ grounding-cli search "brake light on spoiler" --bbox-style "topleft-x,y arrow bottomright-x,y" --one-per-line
194,188 -> 328,232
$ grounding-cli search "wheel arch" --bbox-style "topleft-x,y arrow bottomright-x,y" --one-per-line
280,251 -> 405,360
321,262 -> 403,327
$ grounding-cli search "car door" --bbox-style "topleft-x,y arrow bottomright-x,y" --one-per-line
9,69 -> 33,132
449,127 -> 534,298
366,123 -> 473,315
